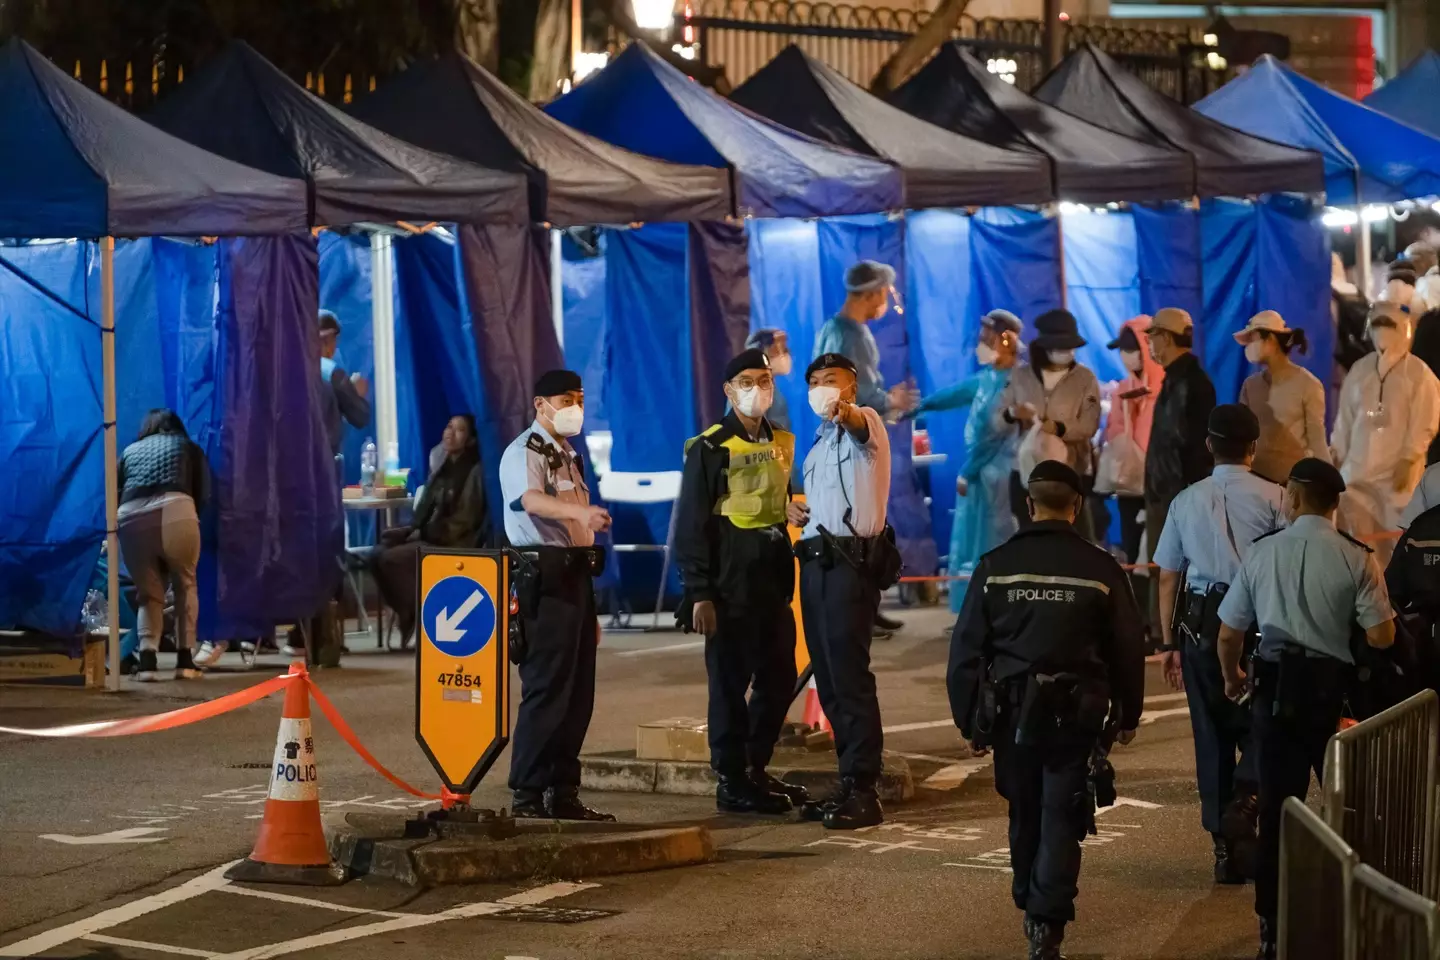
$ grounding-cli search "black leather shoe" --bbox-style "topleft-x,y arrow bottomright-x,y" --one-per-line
717,774 -> 793,815
875,612 -> 903,631
800,777 -> 853,822
1213,834 -> 1245,885
1026,917 -> 1067,960
823,783 -> 883,830
752,769 -> 811,806
1257,918 -> 1276,959
511,790 -> 549,819
1223,790 -> 1259,880
547,787 -> 617,822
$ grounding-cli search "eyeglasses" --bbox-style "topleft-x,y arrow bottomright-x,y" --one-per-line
732,375 -> 775,391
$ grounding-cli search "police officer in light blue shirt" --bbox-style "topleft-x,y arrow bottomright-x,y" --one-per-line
1153,404 -> 1284,885
498,369 -> 614,823
791,353 -> 892,830
1215,457 -> 1396,959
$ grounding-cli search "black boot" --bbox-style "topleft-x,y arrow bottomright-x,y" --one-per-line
751,769 -> 811,806
1256,918 -> 1276,959
823,780 -> 883,830
1222,788 -> 1259,880
1026,917 -> 1066,960
512,789 -> 549,819
1213,833 -> 1245,885
716,774 -> 793,815
547,787 -> 616,822
800,777 -> 853,822
875,612 -> 904,631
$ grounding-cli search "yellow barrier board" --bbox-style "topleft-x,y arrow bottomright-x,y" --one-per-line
415,549 -> 510,793
789,495 -> 809,679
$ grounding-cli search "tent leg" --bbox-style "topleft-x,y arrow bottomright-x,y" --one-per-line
369,233 -> 398,462
550,229 -> 565,350
1357,207 -> 1373,302
101,238 -> 120,692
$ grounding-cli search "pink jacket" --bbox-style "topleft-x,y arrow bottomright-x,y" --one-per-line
1102,315 -> 1165,453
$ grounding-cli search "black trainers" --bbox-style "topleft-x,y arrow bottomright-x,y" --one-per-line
511,790 -> 549,819
801,777 -> 854,822
174,647 -> 202,680
136,649 -> 159,682
752,769 -> 811,806
1026,917 -> 1066,960
716,774 -> 792,815
547,787 -> 616,822
822,782 -> 883,830
1213,833 -> 1245,885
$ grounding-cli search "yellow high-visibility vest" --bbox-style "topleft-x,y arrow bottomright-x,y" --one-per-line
686,424 -> 794,529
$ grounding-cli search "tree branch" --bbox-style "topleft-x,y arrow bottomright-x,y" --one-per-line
868,0 -> 970,97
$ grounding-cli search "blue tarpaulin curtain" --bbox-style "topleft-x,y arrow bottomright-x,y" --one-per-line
688,221 -> 752,429
561,234 -> 610,431
1061,210 -> 1139,385
1133,203 -> 1203,327
317,232 -> 376,485
971,209 -> 1064,329
747,219 -> 826,446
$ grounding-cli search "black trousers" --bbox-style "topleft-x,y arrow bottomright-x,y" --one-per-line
1115,495 -> 1144,564
706,602 -> 798,775
800,558 -> 882,781
508,563 -> 597,793
1252,660 -> 1346,923
994,715 -> 1094,924
1181,638 -> 1256,835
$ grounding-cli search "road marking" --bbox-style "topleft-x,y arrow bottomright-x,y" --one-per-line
921,759 -> 992,791
1145,692 -> 1188,705
890,751 -> 964,764
0,861 -> 234,958
1140,706 -> 1190,725
40,826 -> 169,845
1103,796 -> 1162,812
217,885 -> 410,917
497,881 -> 598,906
882,719 -> 953,734
84,934 -> 219,957
615,640 -> 705,658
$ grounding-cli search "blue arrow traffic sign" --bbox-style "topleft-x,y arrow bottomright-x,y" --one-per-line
421,575 -> 497,659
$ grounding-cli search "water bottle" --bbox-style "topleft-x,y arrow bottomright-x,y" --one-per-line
360,438 -> 378,496
384,440 -> 400,487
81,588 -> 108,634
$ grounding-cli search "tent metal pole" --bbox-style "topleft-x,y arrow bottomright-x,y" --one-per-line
550,228 -> 565,350
1357,206 -> 1373,301
370,233 -> 398,460
101,237 -> 120,692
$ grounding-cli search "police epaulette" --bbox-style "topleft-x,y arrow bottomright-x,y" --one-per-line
1338,529 -> 1375,553
1250,529 -> 1283,544
525,433 -> 549,455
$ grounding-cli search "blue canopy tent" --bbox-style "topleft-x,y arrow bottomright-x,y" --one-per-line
0,38 -> 322,688
1364,51 -> 1440,140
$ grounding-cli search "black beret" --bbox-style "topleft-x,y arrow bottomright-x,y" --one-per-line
1027,459 -> 1083,494
534,369 -> 582,397
1208,403 -> 1260,443
1289,457 -> 1346,496
805,352 -> 858,381
724,348 -> 771,382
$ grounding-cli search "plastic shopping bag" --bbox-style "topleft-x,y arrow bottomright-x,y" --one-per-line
1017,421 -> 1069,488
1094,399 -> 1145,496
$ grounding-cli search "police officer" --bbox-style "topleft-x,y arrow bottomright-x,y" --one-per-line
1388,481 -> 1440,692
1153,405 -> 1284,884
675,348 -> 809,815
793,353 -> 893,829
1216,458 -> 1396,959
499,369 -> 615,821
950,460 -> 1146,960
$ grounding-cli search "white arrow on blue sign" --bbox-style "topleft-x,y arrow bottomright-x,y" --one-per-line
421,575 -> 497,658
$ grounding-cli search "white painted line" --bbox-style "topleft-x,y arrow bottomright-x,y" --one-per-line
615,640 -> 705,658
497,881 -> 599,906
1140,706 -> 1191,725
85,933 -> 219,957
921,759 -> 992,791
1145,692 -> 1188,705
1099,796 -> 1162,814
882,719 -> 953,734
40,826 -> 168,845
890,751 -> 965,764
217,885 -> 409,917
944,863 -> 1012,872
0,861 -> 235,958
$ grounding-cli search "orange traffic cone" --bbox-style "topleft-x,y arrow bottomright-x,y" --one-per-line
226,662 -> 346,885
802,675 -> 831,734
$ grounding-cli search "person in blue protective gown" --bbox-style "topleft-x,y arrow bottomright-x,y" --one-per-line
911,310 -> 1024,610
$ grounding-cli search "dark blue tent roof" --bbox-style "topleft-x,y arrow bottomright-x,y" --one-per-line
350,52 -> 731,225
1364,51 -> 1440,140
1033,43 -> 1324,198
148,42 -> 528,226
730,45 -> 1053,208
0,39 -> 306,238
1195,55 -> 1440,205
889,43 -> 1192,203
544,43 -> 902,218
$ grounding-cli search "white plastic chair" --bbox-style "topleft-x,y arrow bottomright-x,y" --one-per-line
598,470 -> 683,630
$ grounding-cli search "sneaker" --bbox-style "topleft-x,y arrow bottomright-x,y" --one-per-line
174,647 -> 203,680
715,774 -> 792,815
135,650 -> 159,682
119,653 -> 139,677
193,641 -> 228,667
280,644 -> 307,660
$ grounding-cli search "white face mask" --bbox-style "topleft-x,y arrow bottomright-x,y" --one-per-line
546,401 -> 584,437
1047,349 -> 1075,367
975,343 -> 998,366
770,353 -> 793,376
1120,349 -> 1142,374
733,385 -> 773,419
1372,326 -> 1401,354
1244,340 -> 1266,364
808,385 -> 841,418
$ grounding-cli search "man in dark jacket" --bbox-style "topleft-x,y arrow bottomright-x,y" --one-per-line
1143,307 -> 1215,628
949,460 -> 1146,960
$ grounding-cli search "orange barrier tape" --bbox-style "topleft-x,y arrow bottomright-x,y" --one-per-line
0,672 -> 293,737
304,677 -> 441,800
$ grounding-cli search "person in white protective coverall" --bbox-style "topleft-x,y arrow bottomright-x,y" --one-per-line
1331,301 -> 1440,554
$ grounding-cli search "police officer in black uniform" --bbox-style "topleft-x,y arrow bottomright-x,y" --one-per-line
1387,490 -> 1440,693
950,460 -> 1146,960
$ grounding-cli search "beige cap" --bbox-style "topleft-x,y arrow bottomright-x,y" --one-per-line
1233,310 -> 1291,344
1146,307 -> 1193,337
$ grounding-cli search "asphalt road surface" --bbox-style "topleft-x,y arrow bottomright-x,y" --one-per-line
0,605 -> 1260,959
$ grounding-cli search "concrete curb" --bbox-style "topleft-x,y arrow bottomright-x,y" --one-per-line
326,813 -> 716,887
580,752 -> 914,803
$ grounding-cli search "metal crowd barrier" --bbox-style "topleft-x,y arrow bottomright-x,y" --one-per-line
1280,799 -> 1354,960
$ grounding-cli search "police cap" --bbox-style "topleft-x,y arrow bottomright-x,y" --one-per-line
805,352 -> 858,380
724,348 -> 771,382
1288,457 -> 1346,497
1027,459 -> 1083,495
534,369 -> 582,397
1208,403 -> 1260,443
